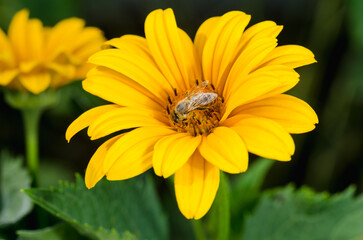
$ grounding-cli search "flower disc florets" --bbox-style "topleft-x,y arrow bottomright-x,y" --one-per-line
167,80 -> 223,136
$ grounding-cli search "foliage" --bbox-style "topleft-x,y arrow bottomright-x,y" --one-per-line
0,151 -> 33,227
243,186 -> 363,240
17,223 -> 86,240
23,174 -> 168,240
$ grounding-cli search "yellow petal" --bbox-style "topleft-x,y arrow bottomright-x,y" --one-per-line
223,115 -> 295,161
175,151 -> 220,219
83,67 -> 165,111
8,9 -> 29,61
104,35 -> 153,62
178,29 -> 202,88
68,27 -> 103,53
19,61 -> 41,73
248,65 -> 300,100
145,9 -> 199,90
201,11 -> 251,90
85,135 -> 121,189
46,62 -> 75,78
0,28 -> 11,50
258,45 -> 317,69
223,37 -> 277,96
45,18 -> 85,59
87,107 -> 168,140
222,69 -> 287,121
104,127 -> 175,174
18,72 -> 51,94
238,21 -> 283,49
199,126 -> 248,173
0,69 -> 18,85
233,94 -> 318,134
194,16 -> 220,61
27,18 -> 44,59
0,28 -> 15,67
65,104 -> 119,142
88,48 -> 172,102
153,133 -> 201,178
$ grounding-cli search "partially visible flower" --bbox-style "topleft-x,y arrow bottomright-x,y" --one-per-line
66,9 -> 318,219
0,9 -> 105,94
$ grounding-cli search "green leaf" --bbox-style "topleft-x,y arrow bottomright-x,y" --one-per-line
17,222 -> 86,240
231,158 -> 274,211
229,158 -> 274,239
23,174 -> 168,240
0,151 -> 33,226
242,185 -> 363,240
206,172 -> 231,240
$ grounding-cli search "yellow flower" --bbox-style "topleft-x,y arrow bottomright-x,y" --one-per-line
66,9 -> 318,219
0,9 -> 105,94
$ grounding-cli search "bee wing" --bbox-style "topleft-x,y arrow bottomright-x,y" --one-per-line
187,92 -> 218,112
187,80 -> 209,97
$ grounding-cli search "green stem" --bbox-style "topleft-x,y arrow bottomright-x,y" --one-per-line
192,219 -> 207,240
22,108 -> 42,187
216,172 -> 230,240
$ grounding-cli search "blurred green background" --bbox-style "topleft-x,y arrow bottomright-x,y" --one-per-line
0,0 -> 362,195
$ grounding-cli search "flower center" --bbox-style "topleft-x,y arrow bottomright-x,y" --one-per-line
166,80 -> 223,136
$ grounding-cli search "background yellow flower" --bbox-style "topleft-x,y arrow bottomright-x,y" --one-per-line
0,9 -> 105,94
67,9 -> 317,219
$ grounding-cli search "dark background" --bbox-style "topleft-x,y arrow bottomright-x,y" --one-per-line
0,0 -> 362,194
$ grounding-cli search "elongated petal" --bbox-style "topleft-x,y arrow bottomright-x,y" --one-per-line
0,29 -> 15,67
104,127 -> 175,174
201,11 -> 251,90
85,135 -> 121,189
233,94 -> 318,133
45,18 -> 85,59
223,37 -> 277,96
0,28 -> 11,50
83,67 -> 164,111
67,27 -> 103,53
258,45 -> 316,69
27,19 -> 44,59
238,21 -> 283,50
223,115 -> 295,161
46,62 -> 75,78
0,69 -> 18,85
222,67 -> 298,120
248,65 -> 300,100
18,72 -> 51,94
175,151 -> 220,219
153,133 -> 201,178
199,126 -> 248,173
88,48 -> 172,101
178,29 -> 202,88
87,107 -> 168,140
194,16 -> 220,60
104,35 -> 154,62
8,9 -> 29,61
145,8 -> 199,90
65,104 -> 119,142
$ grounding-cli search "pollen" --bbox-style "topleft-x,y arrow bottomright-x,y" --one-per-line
166,81 -> 223,136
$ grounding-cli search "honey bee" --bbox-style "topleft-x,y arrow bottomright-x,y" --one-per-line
171,81 -> 218,123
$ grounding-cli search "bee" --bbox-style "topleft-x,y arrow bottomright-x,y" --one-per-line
171,81 -> 218,123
